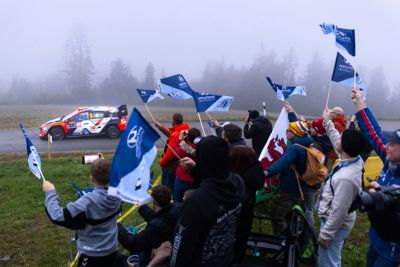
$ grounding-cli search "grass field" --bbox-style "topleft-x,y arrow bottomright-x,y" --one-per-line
0,105 -> 273,130
0,153 -> 371,266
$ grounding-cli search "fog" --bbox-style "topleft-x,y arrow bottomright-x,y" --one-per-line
0,0 -> 399,116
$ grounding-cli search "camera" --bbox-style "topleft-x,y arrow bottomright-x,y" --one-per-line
350,185 -> 400,243
350,185 -> 400,212
82,154 -> 101,164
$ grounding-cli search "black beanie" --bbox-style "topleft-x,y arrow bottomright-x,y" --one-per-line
341,129 -> 367,157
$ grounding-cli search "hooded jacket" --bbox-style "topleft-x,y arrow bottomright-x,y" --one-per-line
45,186 -> 121,257
244,116 -> 273,156
170,136 -> 245,267
159,123 -> 190,168
118,203 -> 181,261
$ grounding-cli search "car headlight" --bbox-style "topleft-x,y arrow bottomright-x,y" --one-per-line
42,126 -> 48,132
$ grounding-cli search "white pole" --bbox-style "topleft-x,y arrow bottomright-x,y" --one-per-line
197,113 -> 206,136
325,81 -> 333,107
263,101 -> 266,117
205,112 -> 216,136
144,104 -> 157,123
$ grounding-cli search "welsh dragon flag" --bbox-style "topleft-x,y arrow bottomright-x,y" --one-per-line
256,108 -> 289,203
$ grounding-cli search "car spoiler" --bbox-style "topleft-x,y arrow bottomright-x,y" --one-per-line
117,105 -> 128,117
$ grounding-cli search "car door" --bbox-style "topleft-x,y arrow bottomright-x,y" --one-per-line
89,111 -> 110,134
69,112 -> 91,136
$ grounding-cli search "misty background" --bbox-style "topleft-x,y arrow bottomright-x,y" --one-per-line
1,0 -> 399,118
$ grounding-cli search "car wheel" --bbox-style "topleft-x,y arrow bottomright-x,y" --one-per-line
107,125 -> 120,139
49,127 -> 65,140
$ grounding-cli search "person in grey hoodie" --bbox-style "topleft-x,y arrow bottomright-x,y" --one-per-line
316,107 -> 367,267
43,158 -> 122,267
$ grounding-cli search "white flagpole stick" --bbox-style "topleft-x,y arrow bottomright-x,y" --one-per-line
48,134 -> 52,160
205,112 -> 216,136
144,104 -> 157,123
353,63 -> 357,103
38,167 -> 46,181
197,113 -> 206,136
263,101 -> 267,117
325,81 -> 333,107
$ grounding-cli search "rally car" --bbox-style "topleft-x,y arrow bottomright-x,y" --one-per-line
39,105 -> 128,140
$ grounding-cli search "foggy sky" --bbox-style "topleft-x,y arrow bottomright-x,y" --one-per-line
1,0 -> 399,89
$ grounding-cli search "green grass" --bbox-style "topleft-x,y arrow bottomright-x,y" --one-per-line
0,153 -> 371,266
0,153 -> 161,267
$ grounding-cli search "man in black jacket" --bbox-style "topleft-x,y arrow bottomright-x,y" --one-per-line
170,136 -> 245,267
117,185 -> 181,263
244,110 -> 273,156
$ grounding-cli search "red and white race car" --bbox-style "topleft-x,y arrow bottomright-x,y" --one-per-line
39,105 -> 128,140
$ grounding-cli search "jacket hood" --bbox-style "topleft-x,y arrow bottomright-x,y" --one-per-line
254,116 -> 270,124
333,114 -> 347,128
91,187 -> 121,210
201,173 -> 245,207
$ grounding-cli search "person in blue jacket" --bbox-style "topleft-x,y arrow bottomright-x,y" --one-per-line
353,88 -> 400,266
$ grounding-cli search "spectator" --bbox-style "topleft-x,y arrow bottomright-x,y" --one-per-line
210,119 -> 247,149
317,106 -> 366,267
353,88 -> 400,266
43,159 -> 123,267
326,107 -> 347,170
230,145 -> 265,264
172,128 -> 201,202
155,113 -> 190,190
170,136 -> 245,267
244,110 -> 273,156
348,114 -> 373,163
118,185 -> 181,264
264,121 -> 312,236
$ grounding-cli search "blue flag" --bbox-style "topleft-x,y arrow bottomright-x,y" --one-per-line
320,23 -> 356,56
108,108 -> 160,204
193,91 -> 234,112
331,52 -> 367,96
158,74 -> 193,100
136,89 -> 164,104
20,123 -> 42,179
266,77 -> 306,101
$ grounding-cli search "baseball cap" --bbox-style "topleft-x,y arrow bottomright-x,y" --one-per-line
381,129 -> 400,144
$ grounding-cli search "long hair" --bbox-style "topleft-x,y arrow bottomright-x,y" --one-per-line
230,145 -> 257,176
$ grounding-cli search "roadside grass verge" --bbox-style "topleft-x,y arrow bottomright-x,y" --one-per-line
0,153 -> 370,266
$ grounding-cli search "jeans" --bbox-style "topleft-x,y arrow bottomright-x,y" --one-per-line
173,178 -> 194,202
161,168 -> 175,191
366,244 -> 399,267
318,221 -> 351,267
303,185 -> 317,230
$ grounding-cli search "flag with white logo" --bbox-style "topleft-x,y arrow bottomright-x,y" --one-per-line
20,123 -> 43,179
136,89 -> 164,104
266,77 -> 306,101
158,74 -> 193,100
108,108 -> 160,204
193,91 -> 234,112
320,23 -> 356,56
331,52 -> 367,96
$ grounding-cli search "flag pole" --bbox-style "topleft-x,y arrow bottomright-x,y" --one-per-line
205,112 -> 216,135
353,63 -> 357,102
197,113 -> 206,136
263,101 -> 267,117
144,104 -> 157,123
325,81 -> 333,107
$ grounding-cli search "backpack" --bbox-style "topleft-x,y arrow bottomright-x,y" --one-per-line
293,143 -> 328,186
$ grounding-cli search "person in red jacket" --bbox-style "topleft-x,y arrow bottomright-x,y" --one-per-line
172,128 -> 201,202
155,113 -> 190,190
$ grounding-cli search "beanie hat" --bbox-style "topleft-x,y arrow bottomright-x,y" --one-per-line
331,107 -> 344,115
248,110 -> 260,119
341,129 -> 367,157
311,119 -> 326,136
288,121 -> 309,137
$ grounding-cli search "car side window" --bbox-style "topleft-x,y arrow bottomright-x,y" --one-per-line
74,112 -> 89,122
91,111 -> 105,119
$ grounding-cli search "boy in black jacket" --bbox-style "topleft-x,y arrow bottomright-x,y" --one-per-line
118,185 -> 180,263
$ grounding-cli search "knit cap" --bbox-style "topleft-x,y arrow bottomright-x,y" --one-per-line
287,121 -> 309,137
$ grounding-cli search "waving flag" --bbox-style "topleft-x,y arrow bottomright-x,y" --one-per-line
332,52 -> 367,95
320,23 -> 356,56
136,89 -> 164,104
108,108 -> 160,204
158,74 -> 193,100
20,123 -> 42,179
193,91 -> 234,112
256,108 -> 289,202
266,77 -> 306,101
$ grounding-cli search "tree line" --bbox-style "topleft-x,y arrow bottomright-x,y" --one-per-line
0,30 -> 399,119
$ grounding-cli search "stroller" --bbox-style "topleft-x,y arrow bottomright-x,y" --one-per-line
235,204 -> 319,267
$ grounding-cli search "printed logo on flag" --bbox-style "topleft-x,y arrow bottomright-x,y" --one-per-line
127,126 -> 145,158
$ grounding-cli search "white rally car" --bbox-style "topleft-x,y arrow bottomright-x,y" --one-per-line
39,105 -> 128,140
